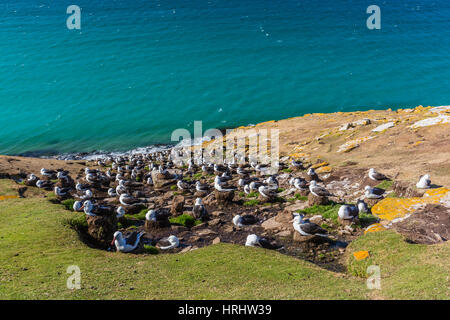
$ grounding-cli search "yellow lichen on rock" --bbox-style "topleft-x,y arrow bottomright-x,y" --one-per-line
371,189 -> 449,221
364,223 -> 387,234
353,251 -> 370,261
424,187 -> 450,197
311,161 -> 329,169
289,152 -> 308,159
316,166 -> 332,173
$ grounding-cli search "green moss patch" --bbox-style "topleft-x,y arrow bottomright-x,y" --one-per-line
169,214 -> 202,228
61,199 -> 76,211
243,199 -> 260,206
375,180 -> 393,190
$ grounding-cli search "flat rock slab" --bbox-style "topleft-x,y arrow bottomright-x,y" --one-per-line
372,121 -> 395,132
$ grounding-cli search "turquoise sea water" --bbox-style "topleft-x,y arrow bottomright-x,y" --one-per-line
0,0 -> 449,155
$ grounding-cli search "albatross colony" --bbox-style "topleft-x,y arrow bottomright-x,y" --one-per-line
20,143 -> 444,267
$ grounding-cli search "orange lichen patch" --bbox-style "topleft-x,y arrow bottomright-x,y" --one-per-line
364,223 -> 387,234
289,152 -> 309,159
424,187 -> 450,197
413,105 -> 431,113
353,251 -> 370,261
311,161 -> 329,169
371,190 -> 449,221
255,120 -> 276,127
316,166 -> 332,174
0,195 -> 18,201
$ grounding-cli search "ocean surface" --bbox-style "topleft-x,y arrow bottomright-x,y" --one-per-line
0,0 -> 449,156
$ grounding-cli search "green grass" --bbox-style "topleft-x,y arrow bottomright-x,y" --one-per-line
0,179 -> 448,299
375,180 -> 393,190
288,194 -> 308,202
297,203 -> 341,224
170,185 -> 177,190
386,192 -> 399,198
143,245 -> 159,255
243,199 -> 260,206
358,212 -> 378,225
347,231 -> 449,299
281,168 -> 293,173
169,214 -> 202,228
61,199 -> 76,211
124,208 -> 148,221
0,192 -> 369,299
192,173 -> 203,180
245,191 -> 258,198
63,213 -> 88,231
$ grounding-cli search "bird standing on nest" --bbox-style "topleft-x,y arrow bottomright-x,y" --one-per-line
368,168 -> 388,181
293,214 -> 328,237
309,180 -> 333,197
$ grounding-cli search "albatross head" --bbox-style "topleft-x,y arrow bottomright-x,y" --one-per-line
292,213 -> 305,224
116,206 -> 125,218
146,210 -> 157,221
364,185 -> 371,191
111,231 -> 122,246
195,198 -> 202,206
310,180 -> 317,187
82,200 -> 93,213
232,215 -> 241,226
307,168 -> 315,175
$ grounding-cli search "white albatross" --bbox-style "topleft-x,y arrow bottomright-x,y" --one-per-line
158,235 -> 180,250
245,234 -> 283,250
338,204 -> 359,221
364,185 -> 384,199
309,180 -> 333,197
111,231 -> 144,253
293,214 -> 328,237
416,174 -> 431,189
192,198 -> 208,221
116,206 -> 125,219
368,168 -> 387,181
233,214 -> 258,227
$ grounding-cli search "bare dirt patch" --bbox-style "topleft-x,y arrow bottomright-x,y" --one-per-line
392,204 -> 450,244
